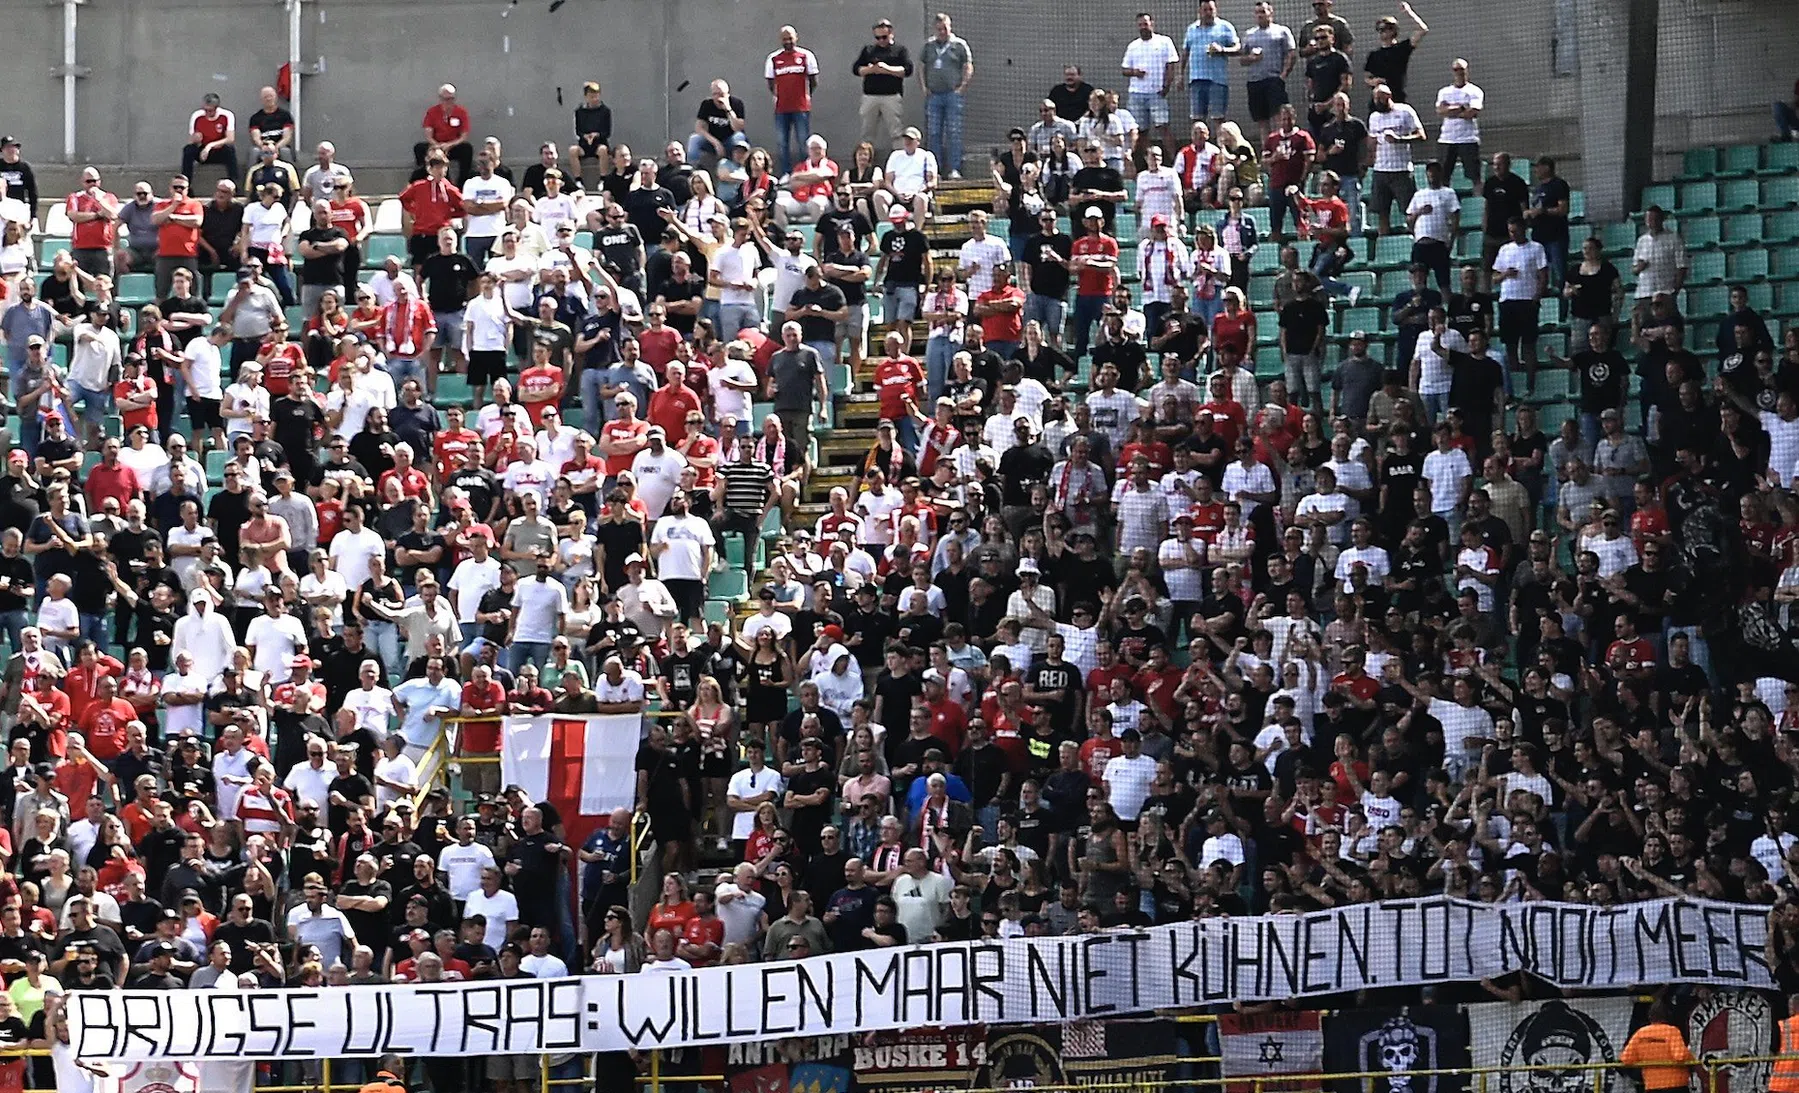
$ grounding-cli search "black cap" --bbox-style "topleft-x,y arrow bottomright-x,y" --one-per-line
0,136 -> 18,148
1119,727 -> 1143,742
152,941 -> 178,956
31,763 -> 55,780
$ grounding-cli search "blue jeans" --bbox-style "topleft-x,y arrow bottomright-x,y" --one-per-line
386,355 -> 426,390
1188,79 -> 1229,120
78,613 -> 108,650
1023,293 -> 1065,344
1070,295 -> 1107,360
804,339 -> 837,367
1541,239 -> 1567,289
1338,173 -> 1363,235
1777,100 -> 1798,141
1422,391 -> 1449,424
1268,184 -> 1296,236
508,640 -> 551,675
718,302 -> 761,340
926,91 -> 965,175
365,619 -> 402,681
896,413 -> 920,455
0,609 -> 29,657
986,339 -> 1019,361
1144,301 -> 1171,344
925,334 -> 957,402
772,112 -> 811,176
580,366 -> 607,437
686,131 -> 750,164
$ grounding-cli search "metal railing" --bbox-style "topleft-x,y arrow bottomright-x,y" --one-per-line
14,1049 -> 1794,1093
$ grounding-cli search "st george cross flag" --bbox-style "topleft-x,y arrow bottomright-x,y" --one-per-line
1219,1010 -> 1325,1093
498,714 -> 639,846
1468,998 -> 1636,1093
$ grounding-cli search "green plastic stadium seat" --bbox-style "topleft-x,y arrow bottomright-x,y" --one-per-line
364,235 -> 407,263
707,569 -> 748,600
1679,182 -> 1718,212
1601,221 -> 1638,254
1569,190 -> 1587,222
702,599 -> 734,627
1251,246 -> 1282,273
1764,176 -> 1799,209
1342,271 -> 1376,299
1747,282 -> 1775,312
1766,211 -> 1799,243
1459,195 -> 1485,226
1720,145 -> 1762,178
116,273 -> 156,305
1768,143 -> 1799,171
1688,250 -> 1727,284
1531,370 -> 1572,403
1377,270 -> 1411,298
1681,148 -> 1717,180
36,237 -> 70,264
1685,284 -> 1729,318
1730,249 -> 1771,281
1720,179 -> 1761,211
1371,234 -> 1414,268
1248,275 -> 1277,309
1537,297 -> 1565,327
1245,208 -> 1271,234
1683,215 -> 1721,248
1254,344 -> 1283,379
1773,247 -> 1799,279
1721,214 -> 1761,246
1776,279 -> 1799,314
1642,183 -> 1676,210
1338,306 -> 1382,336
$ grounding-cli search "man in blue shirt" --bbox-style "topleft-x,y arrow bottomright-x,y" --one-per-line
1179,1 -> 1240,134
392,655 -> 461,761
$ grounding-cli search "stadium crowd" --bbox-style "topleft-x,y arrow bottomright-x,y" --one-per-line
1,1 -> 1798,1087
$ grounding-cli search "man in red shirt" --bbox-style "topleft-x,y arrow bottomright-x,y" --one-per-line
599,392 -> 650,477
647,361 -> 703,438
764,26 -> 820,175
433,406 -> 481,484
379,279 -> 439,395
150,175 -> 204,298
458,662 -> 507,796
256,323 -> 304,399
974,264 -> 1026,359
83,438 -> 142,513
1262,103 -> 1316,237
414,83 -> 474,182
1069,208 -> 1119,360
871,330 -> 924,451
61,645 -> 123,735
674,413 -> 719,488
398,154 -> 465,272
676,891 -> 726,967
637,304 -> 682,374
515,342 -> 565,429
65,167 -> 120,277
113,358 -> 158,440
180,93 -> 238,187
76,675 -> 136,760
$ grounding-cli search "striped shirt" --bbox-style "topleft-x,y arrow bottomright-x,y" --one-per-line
718,459 -> 773,516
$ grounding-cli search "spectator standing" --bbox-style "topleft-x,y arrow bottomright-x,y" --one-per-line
1117,11 -> 1181,157
1239,1 -> 1298,145
65,169 -> 120,279
919,12 -> 974,179
854,19 -> 914,151
1435,59 -> 1483,185
766,26 -> 821,177
1630,206 -> 1687,321
1362,4 -> 1429,107
1366,83 -> 1425,235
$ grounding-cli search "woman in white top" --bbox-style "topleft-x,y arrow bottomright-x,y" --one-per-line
1076,89 -> 1130,172
678,173 -> 728,237
561,578 -> 603,642
238,183 -> 295,305
1133,145 -> 1182,228
0,221 -> 32,315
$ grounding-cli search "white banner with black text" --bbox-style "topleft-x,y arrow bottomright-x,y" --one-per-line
65,896 -> 1774,1060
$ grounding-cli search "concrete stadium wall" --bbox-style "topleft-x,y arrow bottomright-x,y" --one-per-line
0,0 -> 1792,188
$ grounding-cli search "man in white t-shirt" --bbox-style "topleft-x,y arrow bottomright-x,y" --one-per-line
459,153 -> 516,263
711,219 -> 763,343
1366,83 -> 1425,235
649,492 -> 716,625
1434,58 -> 1484,184
462,866 -> 520,951
1491,216 -> 1548,392
446,536 -> 503,626
182,326 -> 231,449
1405,160 -> 1461,294
956,210 -> 1010,298
882,128 -> 938,220
629,427 -> 687,519
508,554 -> 569,674
244,592 -> 308,683
327,505 -> 385,589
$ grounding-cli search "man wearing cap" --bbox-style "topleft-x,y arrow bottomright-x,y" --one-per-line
1367,82 -> 1425,236
1068,204 -> 1120,362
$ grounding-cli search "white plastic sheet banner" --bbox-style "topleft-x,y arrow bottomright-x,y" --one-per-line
66,896 -> 1774,1060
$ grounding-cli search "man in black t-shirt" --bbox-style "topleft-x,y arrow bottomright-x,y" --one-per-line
875,209 -> 930,346
1021,210 -> 1074,339
1480,154 -> 1529,292
1068,144 -> 1126,230
247,87 -> 296,150
1442,327 -> 1505,457
591,209 -> 646,293
816,189 -> 874,259
1362,11 -> 1426,106
296,199 -> 349,315
419,228 -> 479,377
689,81 -> 750,163
1527,157 -> 1572,287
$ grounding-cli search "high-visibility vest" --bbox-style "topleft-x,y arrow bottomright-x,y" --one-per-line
1773,1016 -> 1799,1093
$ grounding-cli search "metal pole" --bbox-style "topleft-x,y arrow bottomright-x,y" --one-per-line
61,0 -> 81,161
286,0 -> 303,150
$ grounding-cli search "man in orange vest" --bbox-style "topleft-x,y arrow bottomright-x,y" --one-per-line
1620,999 -> 1697,1093
357,1055 -> 407,1093
1772,994 -> 1799,1093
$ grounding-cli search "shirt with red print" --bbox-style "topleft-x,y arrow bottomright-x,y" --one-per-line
764,47 -> 820,114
